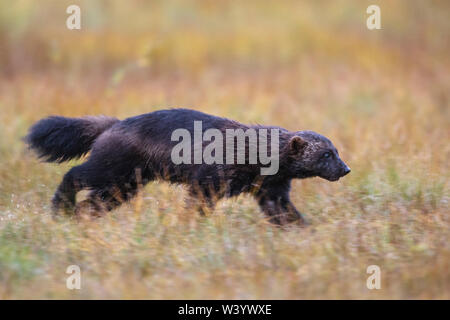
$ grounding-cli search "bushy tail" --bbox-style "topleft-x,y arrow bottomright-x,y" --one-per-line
25,115 -> 119,163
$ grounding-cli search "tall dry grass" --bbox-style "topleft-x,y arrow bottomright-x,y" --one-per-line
0,0 -> 448,299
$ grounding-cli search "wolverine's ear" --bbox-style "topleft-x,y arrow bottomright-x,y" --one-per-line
289,136 -> 308,155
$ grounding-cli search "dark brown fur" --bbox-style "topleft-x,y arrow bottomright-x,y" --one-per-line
25,108 -> 350,225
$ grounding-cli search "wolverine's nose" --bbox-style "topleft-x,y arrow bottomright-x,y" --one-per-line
342,165 -> 351,176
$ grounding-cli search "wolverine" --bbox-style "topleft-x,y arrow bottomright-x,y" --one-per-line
25,108 -> 350,225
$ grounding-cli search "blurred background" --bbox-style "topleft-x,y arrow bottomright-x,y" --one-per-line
0,0 -> 448,299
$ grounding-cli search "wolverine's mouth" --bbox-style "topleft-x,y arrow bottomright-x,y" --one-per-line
322,170 -> 350,182
321,175 -> 341,182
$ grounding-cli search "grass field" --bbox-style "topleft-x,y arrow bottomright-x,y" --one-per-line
0,0 -> 449,299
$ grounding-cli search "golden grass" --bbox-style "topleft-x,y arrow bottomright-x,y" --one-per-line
0,0 -> 449,299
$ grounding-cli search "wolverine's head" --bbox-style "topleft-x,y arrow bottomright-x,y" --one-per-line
286,131 -> 351,181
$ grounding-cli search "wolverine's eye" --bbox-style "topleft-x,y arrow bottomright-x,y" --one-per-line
323,152 -> 331,159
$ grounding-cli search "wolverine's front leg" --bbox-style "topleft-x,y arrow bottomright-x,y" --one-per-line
282,199 -> 307,226
256,192 -> 306,226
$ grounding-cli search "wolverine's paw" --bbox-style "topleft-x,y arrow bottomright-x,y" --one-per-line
74,200 -> 105,221
51,197 -> 75,220
296,216 -> 310,228
266,213 -> 310,229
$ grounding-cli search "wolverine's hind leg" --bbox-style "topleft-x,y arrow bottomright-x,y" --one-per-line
74,183 -> 142,219
52,164 -> 89,217
53,131 -> 152,219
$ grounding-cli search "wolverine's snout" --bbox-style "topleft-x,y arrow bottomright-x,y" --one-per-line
341,164 -> 351,177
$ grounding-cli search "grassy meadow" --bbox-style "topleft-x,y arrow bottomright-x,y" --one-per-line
0,0 -> 449,299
